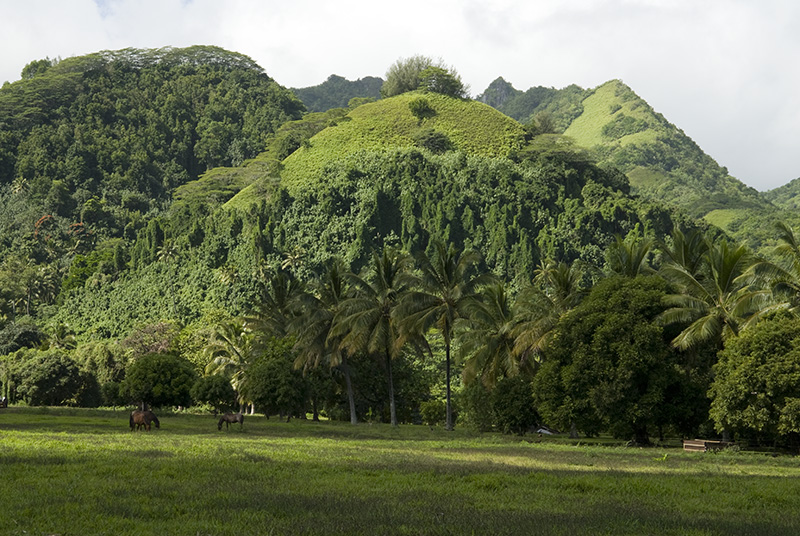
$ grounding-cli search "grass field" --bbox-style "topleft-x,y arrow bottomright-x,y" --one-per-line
1,407 -> 799,536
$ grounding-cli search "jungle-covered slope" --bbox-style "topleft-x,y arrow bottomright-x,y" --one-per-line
477,77 -> 798,251
0,47 -> 738,341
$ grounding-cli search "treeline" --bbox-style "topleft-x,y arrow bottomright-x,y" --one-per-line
4,223 -> 800,447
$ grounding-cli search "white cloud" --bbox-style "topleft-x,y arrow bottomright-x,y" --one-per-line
1,0 -> 798,189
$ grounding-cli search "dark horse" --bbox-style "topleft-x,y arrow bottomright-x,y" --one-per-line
130,410 -> 160,432
218,412 -> 244,430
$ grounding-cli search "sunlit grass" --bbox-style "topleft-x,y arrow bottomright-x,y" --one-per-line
1,407 -> 799,535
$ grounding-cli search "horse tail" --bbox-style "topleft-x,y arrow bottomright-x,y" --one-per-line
129,412 -> 135,431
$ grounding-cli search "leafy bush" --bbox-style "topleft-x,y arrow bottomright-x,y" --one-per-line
121,352 -> 197,408
460,380 -> 494,432
710,314 -> 800,444
412,128 -> 452,153
419,399 -> 446,426
491,376 -> 537,435
13,350 -> 83,406
191,374 -> 237,413
408,97 -> 436,121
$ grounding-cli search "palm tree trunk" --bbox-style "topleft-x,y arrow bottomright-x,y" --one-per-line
386,350 -> 397,426
445,340 -> 453,431
341,355 -> 358,425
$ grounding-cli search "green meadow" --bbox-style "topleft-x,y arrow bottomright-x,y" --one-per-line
1,407 -> 799,536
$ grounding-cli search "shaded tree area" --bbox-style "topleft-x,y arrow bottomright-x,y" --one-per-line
534,276 -> 699,444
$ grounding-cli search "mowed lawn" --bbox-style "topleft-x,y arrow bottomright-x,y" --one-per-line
1,407 -> 799,536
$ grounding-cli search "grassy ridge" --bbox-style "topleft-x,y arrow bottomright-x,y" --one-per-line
1,407 -> 799,535
279,92 -> 527,195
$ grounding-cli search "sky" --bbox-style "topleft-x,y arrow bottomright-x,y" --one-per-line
1,0 -> 798,191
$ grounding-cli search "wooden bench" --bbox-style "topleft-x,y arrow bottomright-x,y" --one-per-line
682,439 -> 732,452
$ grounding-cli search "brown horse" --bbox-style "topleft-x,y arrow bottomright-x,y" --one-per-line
130,410 -> 160,431
218,412 -> 244,430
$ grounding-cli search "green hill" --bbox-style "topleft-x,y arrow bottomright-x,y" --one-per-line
276,91 -> 527,196
479,78 -> 791,250
764,177 -> 800,211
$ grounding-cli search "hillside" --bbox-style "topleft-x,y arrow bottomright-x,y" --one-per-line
0,46 -> 305,324
479,78 -> 794,250
276,91 -> 528,195
764,177 -> 800,211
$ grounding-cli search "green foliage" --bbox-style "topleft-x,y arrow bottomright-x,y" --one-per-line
0,319 -> 45,355
419,399 -> 446,426
121,352 -> 197,408
491,375 -> 538,435
191,374 -> 237,413
478,78 -> 587,133
418,67 -> 469,98
381,55 -> 437,98
245,337 -> 307,418
275,92 -> 527,194
535,276 -> 682,443
291,74 -> 382,112
459,379 -> 494,431
601,113 -> 650,140
407,96 -> 436,121
411,128 -> 453,153
709,314 -> 800,443
12,349 -> 83,406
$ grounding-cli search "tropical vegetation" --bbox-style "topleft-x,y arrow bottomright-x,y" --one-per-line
2,46 -> 800,452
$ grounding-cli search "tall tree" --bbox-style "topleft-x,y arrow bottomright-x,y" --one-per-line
660,240 -> 775,350
335,247 -> 414,426
399,241 -> 487,430
245,267 -> 305,339
204,318 -> 259,413
512,259 -> 586,367
458,282 -> 520,388
290,258 -> 359,424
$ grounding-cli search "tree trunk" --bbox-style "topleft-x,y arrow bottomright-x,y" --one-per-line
569,422 -> 579,439
386,350 -> 397,426
342,356 -> 358,425
445,340 -> 453,431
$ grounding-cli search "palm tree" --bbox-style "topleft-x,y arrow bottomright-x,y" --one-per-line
246,267 -> 305,339
660,240 -> 776,350
512,259 -> 586,367
290,258 -> 359,424
657,228 -> 710,280
749,222 -> 800,312
399,241 -> 489,430
204,318 -> 259,413
606,234 -> 655,277
334,247 -> 414,426
458,281 -> 520,388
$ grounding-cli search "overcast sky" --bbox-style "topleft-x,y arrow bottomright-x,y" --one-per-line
2,0 -> 797,191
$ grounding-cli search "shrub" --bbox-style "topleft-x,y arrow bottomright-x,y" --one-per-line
460,380 -> 494,432
412,128 -> 453,154
420,399 -> 446,426
14,350 -> 83,406
408,97 -> 436,121
191,374 -> 237,414
491,376 -> 538,435
121,352 -> 197,408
